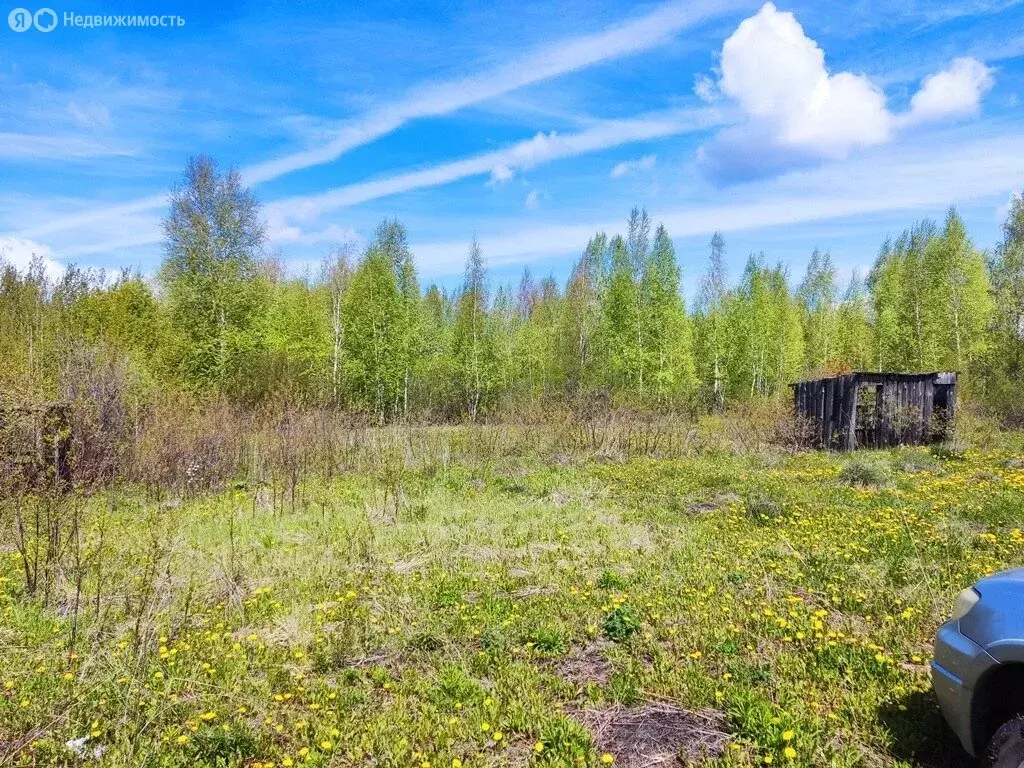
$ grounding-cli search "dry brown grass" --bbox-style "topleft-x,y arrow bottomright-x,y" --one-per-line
570,702 -> 732,767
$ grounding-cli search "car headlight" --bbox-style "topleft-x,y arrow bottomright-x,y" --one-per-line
952,587 -> 980,620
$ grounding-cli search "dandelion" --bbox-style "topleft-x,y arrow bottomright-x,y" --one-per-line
534,742 -> 545,753
784,746 -> 797,759
452,760 -> 463,768
492,731 -> 503,742
601,754 -> 615,764
320,741 -> 333,751
176,735 -> 189,744
782,730 -> 794,741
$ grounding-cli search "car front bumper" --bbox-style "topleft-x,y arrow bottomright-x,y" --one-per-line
931,619 -> 991,756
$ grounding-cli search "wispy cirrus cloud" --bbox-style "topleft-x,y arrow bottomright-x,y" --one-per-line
611,154 -> 657,178
240,0 -> 741,186
0,133 -> 139,162
409,131 -> 1024,275
8,0 -> 741,246
265,108 -> 721,238
55,107 -> 720,255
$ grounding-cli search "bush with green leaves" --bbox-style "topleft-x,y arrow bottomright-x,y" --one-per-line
839,457 -> 890,487
603,605 -> 641,642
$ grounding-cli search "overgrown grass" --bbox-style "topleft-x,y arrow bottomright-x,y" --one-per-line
2,436 -> 1023,767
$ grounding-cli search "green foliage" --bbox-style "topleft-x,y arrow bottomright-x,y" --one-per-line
341,231 -> 410,420
640,224 -> 696,405
986,191 -> 1024,422
2,155 -> 1021,424
725,256 -> 804,400
600,234 -> 642,394
602,605 -> 641,642
159,155 -> 269,397
4,434 -> 1024,766
596,569 -> 627,590
528,626 -> 568,655
797,249 -> 839,376
452,237 -> 497,420
536,716 -> 593,766
744,491 -> 783,524
838,457 -> 891,487
870,211 -> 992,377
181,722 -> 263,766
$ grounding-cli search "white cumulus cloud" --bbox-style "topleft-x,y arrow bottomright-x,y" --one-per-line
900,57 -> 995,127
700,3 -> 996,182
717,2 -> 891,157
0,236 -> 64,278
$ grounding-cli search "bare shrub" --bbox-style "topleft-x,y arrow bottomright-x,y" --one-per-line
772,412 -> 818,452
60,343 -> 137,487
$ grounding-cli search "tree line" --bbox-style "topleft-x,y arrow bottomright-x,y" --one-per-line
2,156 -> 1023,423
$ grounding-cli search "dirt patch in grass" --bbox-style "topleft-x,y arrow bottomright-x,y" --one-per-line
687,493 -> 740,514
554,641 -> 614,687
464,585 -> 557,603
482,736 -> 534,767
571,703 -> 730,766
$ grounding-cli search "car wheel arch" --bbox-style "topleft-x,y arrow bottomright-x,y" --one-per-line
971,662 -> 1024,756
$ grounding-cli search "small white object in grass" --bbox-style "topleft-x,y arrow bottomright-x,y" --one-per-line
65,737 -> 106,760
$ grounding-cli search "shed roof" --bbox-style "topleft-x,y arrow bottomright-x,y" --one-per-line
790,371 -> 957,387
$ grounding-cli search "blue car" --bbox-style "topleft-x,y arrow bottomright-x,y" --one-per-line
932,568 -> 1024,767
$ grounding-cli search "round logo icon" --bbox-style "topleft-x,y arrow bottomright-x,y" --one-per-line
34,7 -> 58,31
8,7 -> 33,31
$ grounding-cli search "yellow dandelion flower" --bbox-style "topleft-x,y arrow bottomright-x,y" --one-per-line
782,730 -> 794,741
601,754 -> 615,764
784,746 -> 797,759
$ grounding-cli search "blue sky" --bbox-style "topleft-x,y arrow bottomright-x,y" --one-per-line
1,0 -> 1023,295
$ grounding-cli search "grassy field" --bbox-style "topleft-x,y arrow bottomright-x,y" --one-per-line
2,433 -> 1024,767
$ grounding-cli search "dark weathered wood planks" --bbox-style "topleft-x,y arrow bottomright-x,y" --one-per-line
789,372 -> 956,451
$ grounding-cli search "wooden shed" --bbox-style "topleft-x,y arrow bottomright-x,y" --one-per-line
790,372 -> 957,450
